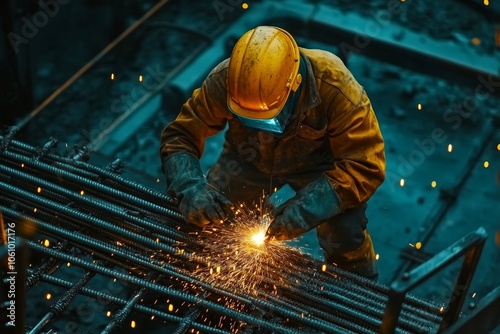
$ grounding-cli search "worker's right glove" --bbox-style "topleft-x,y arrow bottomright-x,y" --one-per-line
266,176 -> 342,241
162,153 -> 233,227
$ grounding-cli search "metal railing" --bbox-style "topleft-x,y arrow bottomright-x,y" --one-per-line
380,227 -> 489,333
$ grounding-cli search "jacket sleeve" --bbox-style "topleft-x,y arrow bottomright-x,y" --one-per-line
160,68 -> 230,164
325,89 -> 386,210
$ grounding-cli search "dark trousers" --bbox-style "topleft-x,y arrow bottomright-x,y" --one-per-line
207,152 -> 378,278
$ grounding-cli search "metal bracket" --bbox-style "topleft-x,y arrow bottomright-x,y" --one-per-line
441,285 -> 500,334
379,227 -> 488,334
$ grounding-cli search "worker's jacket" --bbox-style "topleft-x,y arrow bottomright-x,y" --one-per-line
160,48 -> 386,210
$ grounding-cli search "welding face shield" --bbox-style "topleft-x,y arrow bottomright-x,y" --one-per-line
233,81 -> 303,133
227,26 -> 305,134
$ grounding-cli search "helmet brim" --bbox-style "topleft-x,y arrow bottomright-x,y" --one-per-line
227,89 -> 291,120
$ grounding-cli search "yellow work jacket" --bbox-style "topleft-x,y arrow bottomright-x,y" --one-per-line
160,48 -> 386,210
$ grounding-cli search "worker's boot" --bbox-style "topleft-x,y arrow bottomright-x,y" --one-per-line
328,229 -> 378,281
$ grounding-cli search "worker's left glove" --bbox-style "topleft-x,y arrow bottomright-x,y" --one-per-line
266,176 -> 342,241
162,153 -> 233,227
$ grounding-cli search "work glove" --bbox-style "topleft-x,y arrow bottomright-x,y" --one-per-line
162,153 -> 233,227
266,175 -> 342,241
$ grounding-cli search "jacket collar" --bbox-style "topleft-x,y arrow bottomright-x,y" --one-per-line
299,48 -> 321,113
283,50 -> 321,133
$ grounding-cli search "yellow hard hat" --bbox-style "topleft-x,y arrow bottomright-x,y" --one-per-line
227,26 -> 302,120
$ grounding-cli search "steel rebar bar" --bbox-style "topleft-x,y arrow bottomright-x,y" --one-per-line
102,273 -> 155,334
32,272 -> 230,334
27,241 -> 303,334
29,271 -> 96,334
0,149 -> 182,221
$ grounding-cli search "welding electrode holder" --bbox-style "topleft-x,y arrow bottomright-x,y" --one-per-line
265,175 -> 342,241
162,152 -> 233,228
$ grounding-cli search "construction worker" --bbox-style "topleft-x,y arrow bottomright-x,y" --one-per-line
160,26 -> 385,280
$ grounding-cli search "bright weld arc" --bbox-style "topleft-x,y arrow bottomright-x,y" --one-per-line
189,202 -> 311,294
250,229 -> 267,246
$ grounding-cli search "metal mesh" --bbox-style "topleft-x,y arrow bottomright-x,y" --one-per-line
0,130 -> 444,333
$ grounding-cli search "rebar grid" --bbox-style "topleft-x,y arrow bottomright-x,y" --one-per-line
0,133 -> 444,333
